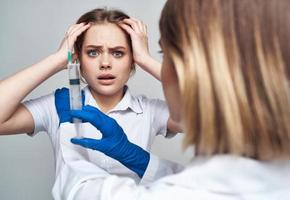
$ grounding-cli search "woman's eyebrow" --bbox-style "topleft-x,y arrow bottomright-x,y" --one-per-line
109,46 -> 126,50
84,45 -> 127,50
84,45 -> 102,49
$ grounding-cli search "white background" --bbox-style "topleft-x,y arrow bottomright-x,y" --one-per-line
0,0 -> 192,199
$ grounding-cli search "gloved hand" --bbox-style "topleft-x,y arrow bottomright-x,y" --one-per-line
70,105 -> 150,178
54,87 -> 84,124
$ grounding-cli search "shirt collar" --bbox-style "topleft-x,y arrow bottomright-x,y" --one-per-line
83,86 -> 143,114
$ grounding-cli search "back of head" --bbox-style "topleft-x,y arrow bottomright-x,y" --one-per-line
160,0 -> 290,160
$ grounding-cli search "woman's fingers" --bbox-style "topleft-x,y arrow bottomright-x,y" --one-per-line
63,23 -> 91,52
122,18 -> 140,33
118,18 -> 148,43
118,22 -> 135,35
70,23 -> 91,40
121,18 -> 148,35
130,17 -> 147,34
66,22 -> 86,36
56,23 -> 90,67
118,18 -> 150,65
71,24 -> 91,52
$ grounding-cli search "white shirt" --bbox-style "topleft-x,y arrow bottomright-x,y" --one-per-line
23,86 -> 181,183
53,154 -> 290,200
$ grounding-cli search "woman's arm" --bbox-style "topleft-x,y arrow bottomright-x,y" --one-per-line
0,23 -> 91,135
0,54 -> 65,135
119,19 -> 182,133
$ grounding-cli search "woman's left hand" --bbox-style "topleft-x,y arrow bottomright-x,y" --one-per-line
118,18 -> 162,80
118,18 -> 150,67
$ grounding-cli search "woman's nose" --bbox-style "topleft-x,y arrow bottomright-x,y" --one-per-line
99,53 -> 112,70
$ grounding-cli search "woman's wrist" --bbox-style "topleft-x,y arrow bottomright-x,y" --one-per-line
135,54 -> 150,68
50,52 -> 68,71
136,55 -> 161,81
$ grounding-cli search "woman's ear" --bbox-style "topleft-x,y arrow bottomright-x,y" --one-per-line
72,52 -> 79,63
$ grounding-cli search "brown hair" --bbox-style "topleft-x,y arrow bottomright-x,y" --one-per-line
160,0 -> 290,160
74,8 -> 135,74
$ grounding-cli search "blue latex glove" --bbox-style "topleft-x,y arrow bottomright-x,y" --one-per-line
54,87 -> 85,124
70,105 -> 150,178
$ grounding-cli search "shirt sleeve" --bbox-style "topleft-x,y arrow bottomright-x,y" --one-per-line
148,99 -> 170,137
23,92 -> 58,137
139,154 -> 184,185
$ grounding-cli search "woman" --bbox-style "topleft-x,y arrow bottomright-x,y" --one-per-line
55,0 -> 290,199
0,8 -> 181,186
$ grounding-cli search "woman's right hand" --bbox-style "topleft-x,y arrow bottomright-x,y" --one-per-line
55,22 -> 91,69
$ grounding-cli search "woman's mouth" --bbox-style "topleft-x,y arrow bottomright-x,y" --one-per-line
97,74 -> 116,85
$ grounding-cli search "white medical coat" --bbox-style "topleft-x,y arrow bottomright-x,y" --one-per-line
52,122 -> 183,199
53,136 -> 290,200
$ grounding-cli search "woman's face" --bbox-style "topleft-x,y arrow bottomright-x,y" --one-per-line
160,42 -> 183,127
80,23 -> 133,97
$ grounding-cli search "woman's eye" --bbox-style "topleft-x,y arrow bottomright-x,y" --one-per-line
87,50 -> 99,57
112,51 -> 124,58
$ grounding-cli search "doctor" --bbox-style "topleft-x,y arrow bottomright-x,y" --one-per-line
54,0 -> 290,199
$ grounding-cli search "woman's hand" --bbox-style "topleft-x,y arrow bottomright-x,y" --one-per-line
118,18 -> 150,67
118,18 -> 162,80
55,23 -> 91,69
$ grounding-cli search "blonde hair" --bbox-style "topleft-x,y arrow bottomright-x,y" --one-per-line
160,0 -> 290,160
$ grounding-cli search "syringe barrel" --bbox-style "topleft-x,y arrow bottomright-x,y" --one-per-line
68,63 -> 82,124
67,63 -> 82,137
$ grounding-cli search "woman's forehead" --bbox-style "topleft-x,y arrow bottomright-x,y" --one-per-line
83,23 -> 129,47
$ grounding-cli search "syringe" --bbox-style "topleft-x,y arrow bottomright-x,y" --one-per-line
67,51 -> 82,137
62,40 -> 88,160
